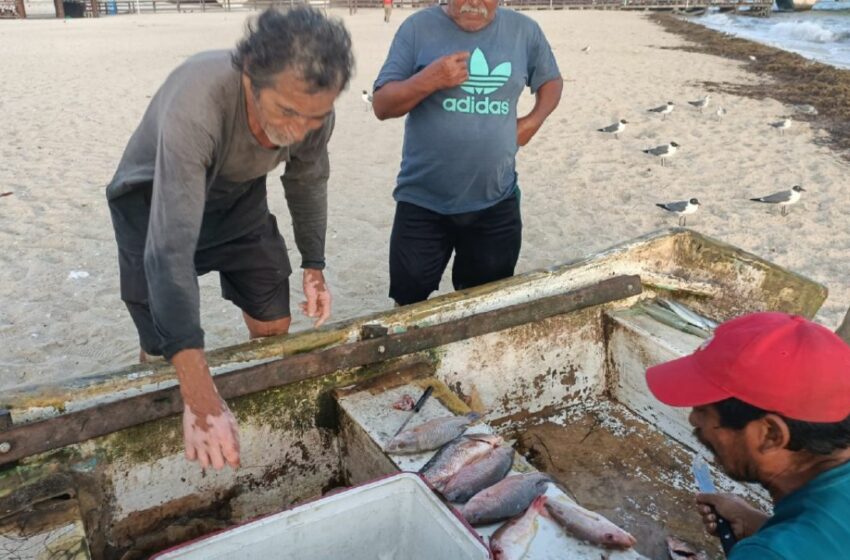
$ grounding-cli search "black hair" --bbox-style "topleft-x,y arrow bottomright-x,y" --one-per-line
232,7 -> 354,93
714,398 -> 850,455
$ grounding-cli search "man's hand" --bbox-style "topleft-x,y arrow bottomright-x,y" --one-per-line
301,268 -> 332,327
696,493 -> 769,540
517,115 -> 543,147
183,400 -> 240,470
173,349 -> 241,470
423,51 -> 470,91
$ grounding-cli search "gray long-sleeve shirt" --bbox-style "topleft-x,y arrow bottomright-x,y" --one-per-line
106,50 -> 332,359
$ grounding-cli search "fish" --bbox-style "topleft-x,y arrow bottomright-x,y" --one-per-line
385,412 -> 480,454
461,472 -> 552,526
666,536 -> 708,559
419,434 -> 503,490
442,446 -> 514,503
544,495 -> 636,550
490,495 -> 547,560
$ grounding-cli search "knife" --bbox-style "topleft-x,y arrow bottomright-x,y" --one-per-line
392,385 -> 434,438
692,455 -> 737,556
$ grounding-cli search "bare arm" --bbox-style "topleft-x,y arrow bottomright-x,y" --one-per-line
372,51 -> 470,120
517,77 -> 564,147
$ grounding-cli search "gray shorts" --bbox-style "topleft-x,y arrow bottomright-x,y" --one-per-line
118,214 -> 291,356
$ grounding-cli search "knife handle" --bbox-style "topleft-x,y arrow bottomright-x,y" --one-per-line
711,507 -> 737,555
414,386 -> 434,412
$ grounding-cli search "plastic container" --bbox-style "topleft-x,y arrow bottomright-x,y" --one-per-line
153,473 -> 490,559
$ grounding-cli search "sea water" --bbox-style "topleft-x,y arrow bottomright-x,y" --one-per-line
695,4 -> 850,69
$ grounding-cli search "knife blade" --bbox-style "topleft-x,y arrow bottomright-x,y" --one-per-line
392,385 -> 434,438
692,455 -> 737,555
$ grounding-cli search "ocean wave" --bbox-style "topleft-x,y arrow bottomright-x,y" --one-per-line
770,21 -> 847,43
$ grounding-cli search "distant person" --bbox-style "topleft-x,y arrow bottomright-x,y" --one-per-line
105,8 -> 353,471
372,0 -> 562,306
646,312 -> 850,560
383,0 -> 392,22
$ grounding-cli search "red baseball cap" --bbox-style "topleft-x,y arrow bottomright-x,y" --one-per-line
646,312 -> 850,422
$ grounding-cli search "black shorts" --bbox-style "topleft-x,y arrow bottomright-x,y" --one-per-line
118,214 -> 291,356
389,193 -> 522,306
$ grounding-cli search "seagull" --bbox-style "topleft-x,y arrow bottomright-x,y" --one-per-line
688,95 -> 711,113
750,185 -> 805,216
581,45 -> 591,54
770,118 -> 792,135
361,89 -> 373,112
749,55 -> 758,62
597,119 -> 628,139
657,198 -> 700,226
643,141 -> 679,167
648,101 -> 675,121
715,106 -> 727,121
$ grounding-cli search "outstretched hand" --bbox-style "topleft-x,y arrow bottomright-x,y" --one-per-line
301,268 -> 332,328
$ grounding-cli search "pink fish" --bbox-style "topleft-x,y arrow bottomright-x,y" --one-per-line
490,495 -> 547,560
544,496 -> 636,549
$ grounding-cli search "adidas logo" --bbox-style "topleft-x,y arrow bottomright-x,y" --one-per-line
460,48 -> 511,95
442,48 -> 512,116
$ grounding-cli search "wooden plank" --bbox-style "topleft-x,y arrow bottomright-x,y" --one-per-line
0,275 -> 641,465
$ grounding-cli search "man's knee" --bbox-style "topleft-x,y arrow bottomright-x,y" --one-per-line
243,312 -> 291,339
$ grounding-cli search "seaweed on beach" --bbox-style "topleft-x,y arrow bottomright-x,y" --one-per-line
650,13 -> 850,162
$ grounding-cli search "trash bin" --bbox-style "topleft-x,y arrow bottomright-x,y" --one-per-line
62,0 -> 86,17
107,0 -> 117,13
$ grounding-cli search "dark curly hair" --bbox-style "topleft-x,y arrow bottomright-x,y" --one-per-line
232,6 -> 354,93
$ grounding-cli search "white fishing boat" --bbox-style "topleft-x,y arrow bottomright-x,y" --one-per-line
0,228 -> 826,559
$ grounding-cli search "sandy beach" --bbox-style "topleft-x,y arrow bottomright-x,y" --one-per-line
1,8 -> 848,391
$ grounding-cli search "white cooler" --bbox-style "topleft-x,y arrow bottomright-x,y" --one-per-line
153,472 -> 491,559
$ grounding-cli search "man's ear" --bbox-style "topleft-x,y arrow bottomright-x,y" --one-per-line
753,413 -> 792,455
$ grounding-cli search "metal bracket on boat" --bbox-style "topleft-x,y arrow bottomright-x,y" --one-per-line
360,323 -> 389,340
0,274 -> 641,466
0,408 -> 10,453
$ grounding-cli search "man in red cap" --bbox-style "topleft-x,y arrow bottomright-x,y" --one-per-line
646,312 -> 850,559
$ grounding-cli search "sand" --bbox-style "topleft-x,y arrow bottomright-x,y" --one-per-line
1,8 -> 848,391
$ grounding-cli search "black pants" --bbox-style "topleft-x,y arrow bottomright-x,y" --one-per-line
389,194 -> 522,305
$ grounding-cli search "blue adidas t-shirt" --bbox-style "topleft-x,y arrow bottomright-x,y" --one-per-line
729,459 -> 850,560
374,7 -> 560,215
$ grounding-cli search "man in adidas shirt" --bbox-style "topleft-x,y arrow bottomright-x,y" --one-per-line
373,0 -> 562,306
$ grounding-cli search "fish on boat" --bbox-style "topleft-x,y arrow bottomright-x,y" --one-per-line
490,495 -> 547,560
385,412 -> 480,454
419,434 -> 503,490
441,446 -> 514,503
461,472 -> 551,526
544,495 -> 637,549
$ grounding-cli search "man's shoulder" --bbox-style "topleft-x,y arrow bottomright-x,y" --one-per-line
168,50 -> 239,91
157,50 -> 239,124
398,5 -> 445,30
495,7 -> 541,30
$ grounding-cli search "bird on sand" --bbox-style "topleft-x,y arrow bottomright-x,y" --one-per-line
361,89 -> 373,112
770,118 -> 792,135
657,198 -> 700,226
715,106 -> 727,121
581,45 -> 591,54
648,101 -> 675,121
597,119 -> 628,139
688,95 -> 711,113
643,142 -> 680,167
750,185 -> 805,216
